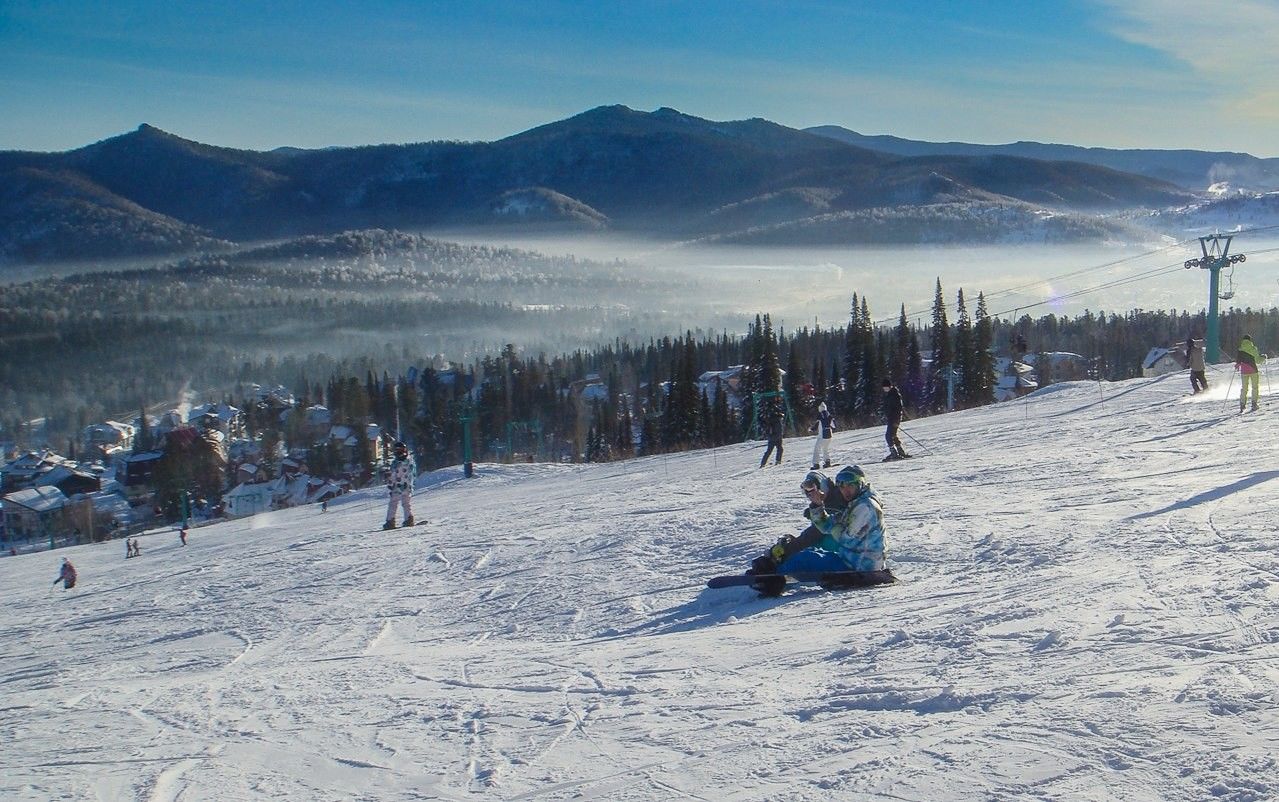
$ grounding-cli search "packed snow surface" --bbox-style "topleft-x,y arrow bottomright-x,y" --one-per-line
4,366 -> 1279,801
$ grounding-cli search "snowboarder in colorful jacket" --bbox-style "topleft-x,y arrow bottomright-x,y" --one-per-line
1236,335 -> 1264,412
54,558 -> 77,590
383,441 -> 417,529
748,465 -> 895,596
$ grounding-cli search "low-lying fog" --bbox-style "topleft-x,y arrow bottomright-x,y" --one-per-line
443,232 -> 1279,331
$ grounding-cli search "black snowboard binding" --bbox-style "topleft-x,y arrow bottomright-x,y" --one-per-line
746,555 -> 786,597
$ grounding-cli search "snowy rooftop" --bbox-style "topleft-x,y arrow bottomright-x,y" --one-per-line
3,362 -> 1278,799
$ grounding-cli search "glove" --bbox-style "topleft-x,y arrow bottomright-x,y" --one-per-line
769,535 -> 793,563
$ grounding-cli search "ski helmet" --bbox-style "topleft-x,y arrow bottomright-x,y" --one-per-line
800,470 -> 827,493
393,440 -> 408,456
834,464 -> 867,490
817,402 -> 827,413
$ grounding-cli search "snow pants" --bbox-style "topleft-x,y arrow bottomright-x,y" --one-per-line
386,491 -> 413,522
811,436 -> 831,468
1190,370 -> 1207,393
885,417 -> 905,457
760,438 -> 783,467
1240,372 -> 1260,409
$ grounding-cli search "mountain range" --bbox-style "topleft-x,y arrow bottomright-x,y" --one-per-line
3,104 -> 1259,265
805,125 -> 1279,193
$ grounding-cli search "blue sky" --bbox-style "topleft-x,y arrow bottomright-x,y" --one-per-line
2,0 -> 1276,155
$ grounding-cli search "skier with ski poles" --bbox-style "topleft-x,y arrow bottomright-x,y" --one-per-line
1186,336 -> 1208,394
53,558 -> 77,590
881,379 -> 910,460
746,465 -> 895,597
382,441 -> 417,529
1236,335 -> 1265,412
809,402 -> 835,469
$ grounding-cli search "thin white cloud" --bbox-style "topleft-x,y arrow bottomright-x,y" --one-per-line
1094,0 -> 1279,123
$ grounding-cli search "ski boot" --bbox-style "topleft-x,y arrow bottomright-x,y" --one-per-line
746,555 -> 786,598
382,520 -> 397,530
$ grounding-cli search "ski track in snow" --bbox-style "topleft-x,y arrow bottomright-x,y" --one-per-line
3,369 -> 1279,800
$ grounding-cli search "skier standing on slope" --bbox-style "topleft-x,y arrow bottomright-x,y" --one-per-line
809,402 -> 835,469
1186,337 -> 1208,394
881,379 -> 910,460
758,407 -> 785,468
746,465 -> 895,596
1235,335 -> 1265,412
383,441 -> 417,529
54,558 -> 77,590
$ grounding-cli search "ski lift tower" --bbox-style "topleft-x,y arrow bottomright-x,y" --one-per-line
1184,232 -> 1246,362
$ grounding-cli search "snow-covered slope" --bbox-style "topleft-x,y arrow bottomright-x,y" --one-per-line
4,366 -> 1278,801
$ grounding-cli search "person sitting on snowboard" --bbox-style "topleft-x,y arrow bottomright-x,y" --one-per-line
748,464 -> 894,596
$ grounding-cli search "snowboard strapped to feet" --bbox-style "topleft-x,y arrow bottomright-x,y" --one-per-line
707,569 -> 896,592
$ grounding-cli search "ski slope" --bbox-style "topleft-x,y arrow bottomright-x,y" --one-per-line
3,365 -> 1279,801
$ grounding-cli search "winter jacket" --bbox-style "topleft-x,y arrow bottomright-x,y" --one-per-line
882,387 -> 905,422
766,416 -> 784,443
1236,339 -> 1264,375
1187,340 -> 1206,372
802,488 -> 886,571
385,455 -> 416,495
57,561 -> 77,588
812,409 -> 835,439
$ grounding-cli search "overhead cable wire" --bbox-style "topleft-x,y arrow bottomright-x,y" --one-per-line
869,225 -> 1279,328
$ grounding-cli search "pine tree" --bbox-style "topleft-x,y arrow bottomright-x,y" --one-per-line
974,292 -> 997,404
757,314 -> 784,432
928,278 -> 952,413
892,305 -> 910,388
954,289 -> 974,408
907,332 -> 925,407
133,406 -> 153,454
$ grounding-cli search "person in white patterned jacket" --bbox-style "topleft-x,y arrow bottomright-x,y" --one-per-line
382,441 -> 417,530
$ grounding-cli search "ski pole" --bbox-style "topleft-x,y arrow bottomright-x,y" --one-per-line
900,427 -> 933,456
1224,366 -> 1237,410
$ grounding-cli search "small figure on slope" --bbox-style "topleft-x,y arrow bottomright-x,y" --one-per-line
759,408 -> 785,468
881,379 -> 910,461
179,527 -> 188,546
1236,334 -> 1265,413
383,441 -> 417,529
1186,336 -> 1208,394
746,465 -> 895,597
809,402 -> 835,469
54,557 -> 77,590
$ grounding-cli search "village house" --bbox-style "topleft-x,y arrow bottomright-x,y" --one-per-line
235,462 -> 269,486
80,420 -> 135,461
994,358 -> 1040,401
188,403 -> 245,438
0,450 -> 71,493
224,482 -> 272,518
1,486 -> 68,546
1142,347 -> 1185,378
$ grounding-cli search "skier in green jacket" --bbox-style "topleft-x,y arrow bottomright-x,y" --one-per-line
1235,335 -> 1265,412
